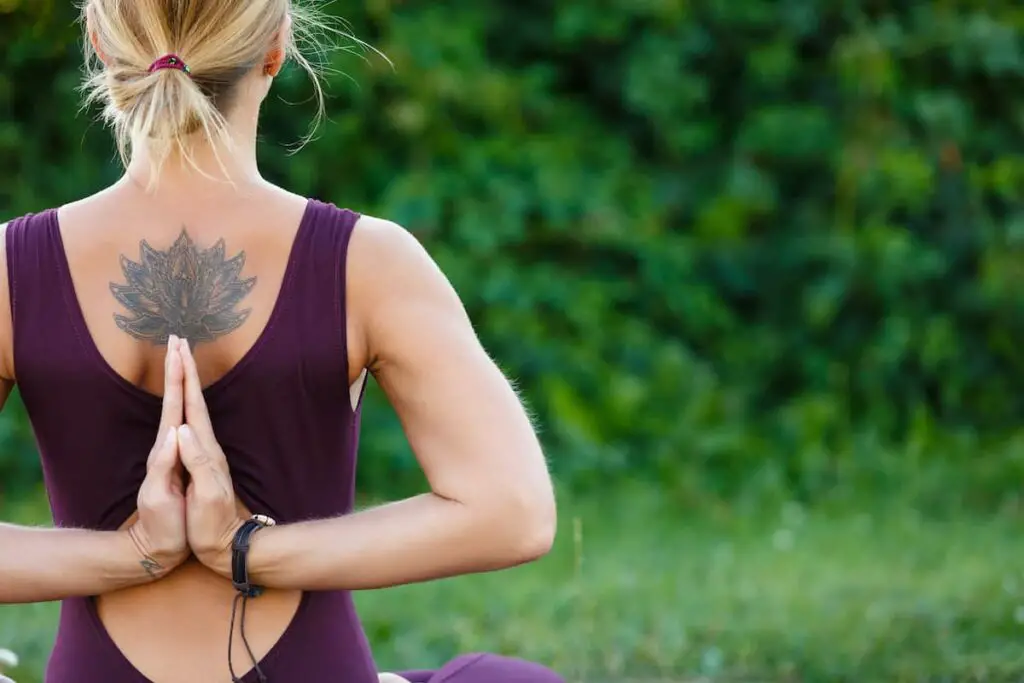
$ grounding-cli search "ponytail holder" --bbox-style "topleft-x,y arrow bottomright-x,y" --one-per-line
148,54 -> 191,76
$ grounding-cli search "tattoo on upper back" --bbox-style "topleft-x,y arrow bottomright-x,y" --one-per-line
109,229 -> 257,346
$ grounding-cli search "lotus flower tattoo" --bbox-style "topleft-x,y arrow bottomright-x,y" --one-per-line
110,230 -> 257,345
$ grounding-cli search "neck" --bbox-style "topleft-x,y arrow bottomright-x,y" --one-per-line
124,112 -> 263,196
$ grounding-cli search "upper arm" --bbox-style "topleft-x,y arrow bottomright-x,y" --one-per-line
346,216 -> 554,515
0,222 -> 14,383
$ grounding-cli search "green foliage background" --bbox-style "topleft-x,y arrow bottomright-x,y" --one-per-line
1,2 -> 1024,681
4,0 -> 1022,510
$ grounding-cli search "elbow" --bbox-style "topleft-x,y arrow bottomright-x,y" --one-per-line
501,486 -> 557,564
517,512 -> 556,563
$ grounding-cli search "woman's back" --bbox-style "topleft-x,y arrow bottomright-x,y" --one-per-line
2,184 -> 377,681
0,2 -> 559,682
52,183 -> 315,399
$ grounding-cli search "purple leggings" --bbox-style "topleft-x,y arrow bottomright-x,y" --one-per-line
398,654 -> 563,683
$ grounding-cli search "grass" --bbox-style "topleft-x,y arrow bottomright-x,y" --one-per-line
1,488 -> 1023,682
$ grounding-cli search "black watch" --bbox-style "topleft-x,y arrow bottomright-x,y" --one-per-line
231,514 -> 276,598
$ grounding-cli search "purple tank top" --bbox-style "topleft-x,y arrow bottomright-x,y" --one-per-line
5,200 -> 380,683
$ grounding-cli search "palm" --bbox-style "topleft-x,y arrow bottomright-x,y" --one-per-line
174,340 -> 245,572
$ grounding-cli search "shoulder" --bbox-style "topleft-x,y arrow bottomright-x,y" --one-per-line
0,210 -> 58,248
0,209 -> 59,381
349,214 -> 457,302
0,222 -> 7,279
0,218 -> 13,286
0,209 -> 62,279
0,221 -> 12,381
351,215 -> 435,269
346,214 -> 468,366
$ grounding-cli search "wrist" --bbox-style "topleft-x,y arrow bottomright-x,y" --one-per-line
236,518 -> 282,588
198,518 -> 246,580
119,527 -> 174,583
208,548 -> 233,580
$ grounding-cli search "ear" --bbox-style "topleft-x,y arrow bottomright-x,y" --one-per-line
85,5 -> 112,66
89,30 -> 112,65
264,14 -> 293,78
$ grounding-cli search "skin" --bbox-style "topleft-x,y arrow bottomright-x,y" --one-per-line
0,648 -> 15,683
0,13 -> 554,683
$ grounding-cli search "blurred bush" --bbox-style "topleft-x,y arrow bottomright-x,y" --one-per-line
1,1 -> 1023,510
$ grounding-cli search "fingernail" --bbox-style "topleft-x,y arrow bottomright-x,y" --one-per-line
166,428 -> 177,443
178,425 -> 190,439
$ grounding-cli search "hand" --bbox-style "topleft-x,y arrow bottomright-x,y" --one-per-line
0,646 -> 18,683
125,336 -> 190,579
176,340 -> 245,578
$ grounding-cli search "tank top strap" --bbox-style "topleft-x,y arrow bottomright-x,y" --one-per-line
282,199 -> 361,373
4,209 -> 79,379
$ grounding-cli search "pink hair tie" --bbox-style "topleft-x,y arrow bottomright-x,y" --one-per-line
148,54 -> 191,76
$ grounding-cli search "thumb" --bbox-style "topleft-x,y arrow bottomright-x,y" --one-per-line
147,427 -> 178,473
177,425 -> 211,472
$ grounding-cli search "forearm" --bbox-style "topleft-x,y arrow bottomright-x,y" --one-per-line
0,523 -> 155,603
246,493 -> 550,591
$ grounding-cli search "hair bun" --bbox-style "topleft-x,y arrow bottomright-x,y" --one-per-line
80,0 -> 340,180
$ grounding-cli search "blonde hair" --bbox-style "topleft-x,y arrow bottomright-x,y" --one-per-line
80,0 -> 333,179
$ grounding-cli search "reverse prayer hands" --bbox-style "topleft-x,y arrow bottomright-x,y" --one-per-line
127,335 -> 244,581
125,336 -> 190,579
174,337 -> 248,578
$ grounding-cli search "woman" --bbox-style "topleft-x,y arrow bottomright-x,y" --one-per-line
0,1 -> 561,682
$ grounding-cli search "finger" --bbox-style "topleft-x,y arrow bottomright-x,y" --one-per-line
157,335 -> 184,434
147,426 -> 179,473
176,424 -> 220,473
178,426 -> 230,506
178,339 -> 215,439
